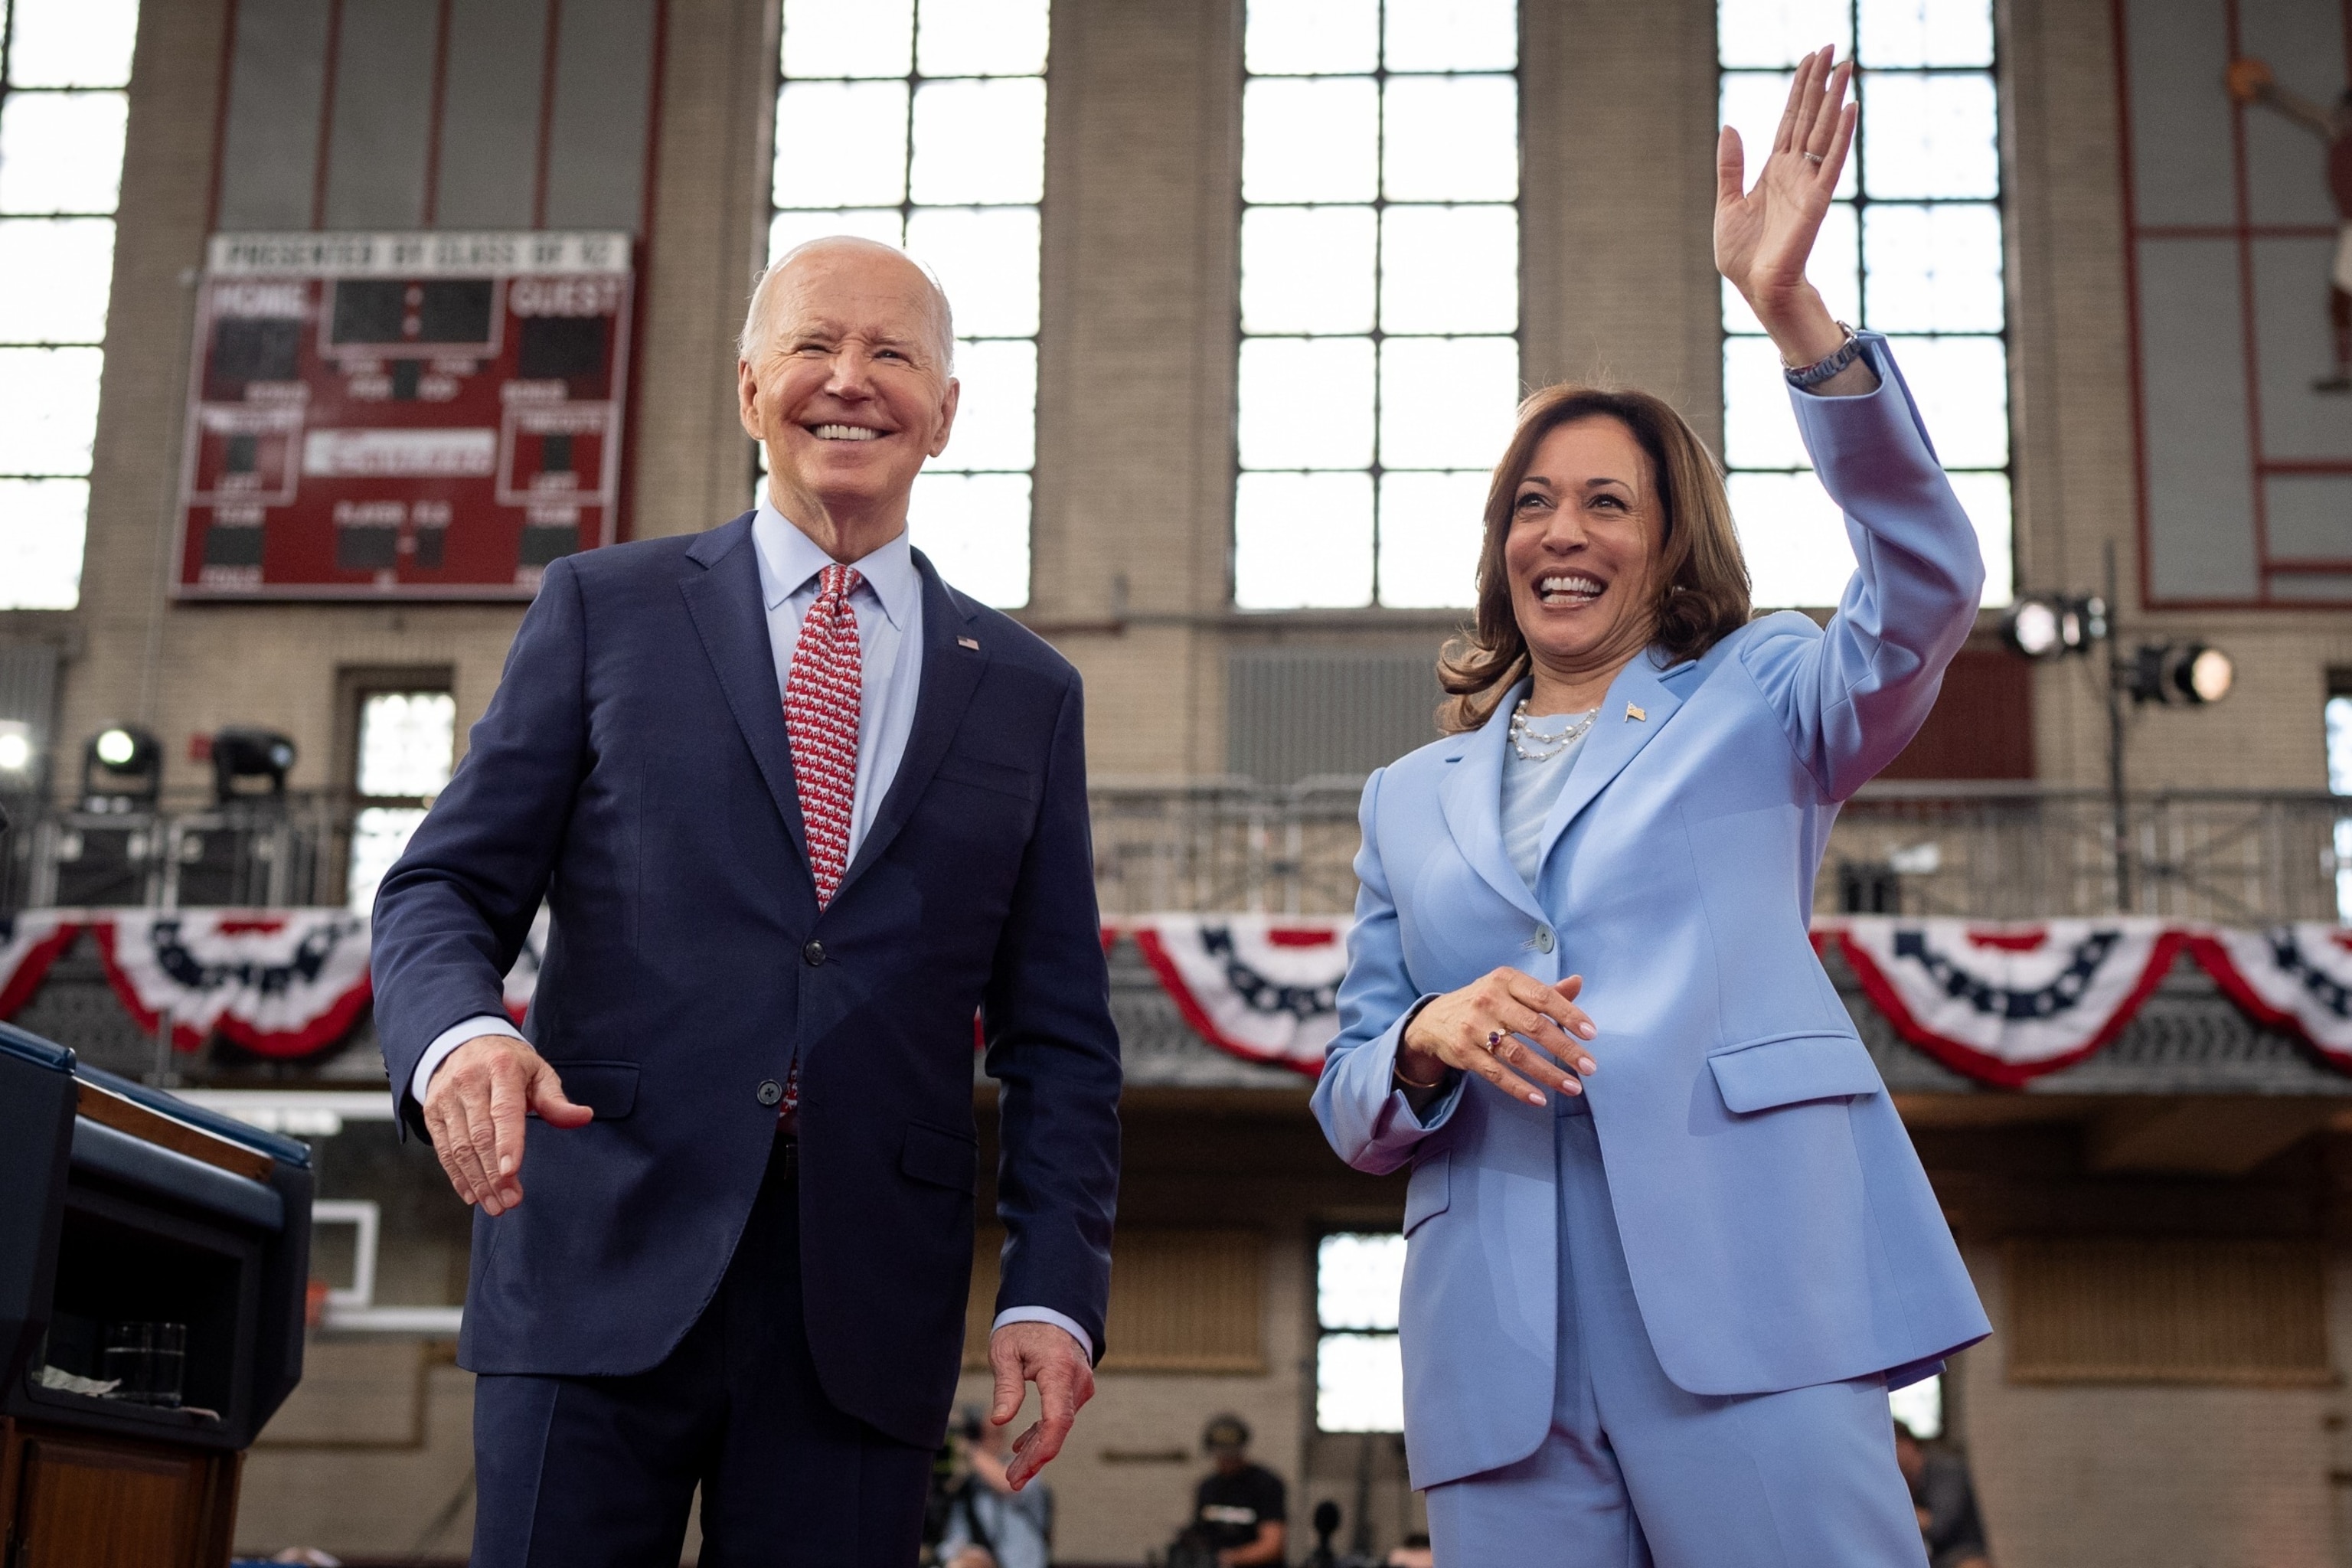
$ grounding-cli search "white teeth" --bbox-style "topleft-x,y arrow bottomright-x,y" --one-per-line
1538,574 -> 1602,598
811,424 -> 882,441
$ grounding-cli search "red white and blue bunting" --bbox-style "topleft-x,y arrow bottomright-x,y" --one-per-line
0,910 -> 79,1019
3,908 -> 2351,1083
1818,919 -> 2188,1087
502,903 -> 553,1024
2195,924 -> 2352,1066
93,910 -> 377,1059
0,907 -> 528,1061
1129,913 -> 1350,1076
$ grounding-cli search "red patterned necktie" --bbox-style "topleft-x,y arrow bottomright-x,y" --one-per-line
786,563 -> 864,901
779,562 -> 863,1125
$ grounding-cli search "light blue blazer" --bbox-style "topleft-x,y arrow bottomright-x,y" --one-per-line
1312,336 -> 1993,1491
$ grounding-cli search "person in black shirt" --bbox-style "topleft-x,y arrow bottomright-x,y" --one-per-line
1191,1415 -> 1287,1566
1895,1423 -> 1994,1568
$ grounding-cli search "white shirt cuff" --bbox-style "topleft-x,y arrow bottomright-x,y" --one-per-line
410,1014 -> 527,1106
991,1305 -> 1094,1361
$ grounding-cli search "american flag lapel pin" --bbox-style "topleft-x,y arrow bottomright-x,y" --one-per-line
1625,704 -> 1647,722
957,635 -> 981,651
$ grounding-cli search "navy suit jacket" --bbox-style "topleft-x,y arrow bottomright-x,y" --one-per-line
371,513 -> 1122,1449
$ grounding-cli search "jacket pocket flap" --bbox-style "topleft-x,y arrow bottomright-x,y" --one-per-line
1708,1032 -> 1883,1114
935,753 -> 1037,802
901,1120 -> 979,1193
1403,1149 -> 1451,1235
553,1060 -> 639,1119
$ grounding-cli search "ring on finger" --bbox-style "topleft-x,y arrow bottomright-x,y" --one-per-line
1486,1030 -> 1504,1049
1802,151 -> 1824,163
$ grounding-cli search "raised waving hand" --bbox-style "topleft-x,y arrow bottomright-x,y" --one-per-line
1714,44 -> 1861,372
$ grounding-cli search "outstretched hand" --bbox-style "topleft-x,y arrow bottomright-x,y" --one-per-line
421,1034 -> 593,1215
988,1320 -> 1096,1489
1714,44 -> 1856,367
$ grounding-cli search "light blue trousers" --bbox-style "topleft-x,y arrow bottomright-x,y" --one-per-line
1423,1096 -> 1929,1568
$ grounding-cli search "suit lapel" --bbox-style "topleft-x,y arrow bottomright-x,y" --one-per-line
1533,653 -> 1690,870
1436,687 -> 1547,923
678,515 -> 812,873
834,549 -> 985,899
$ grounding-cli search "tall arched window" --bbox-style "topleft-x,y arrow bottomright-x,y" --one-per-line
1233,0 -> 1520,611
768,0 -> 1046,609
1718,0 -> 2014,610
0,0 -> 139,611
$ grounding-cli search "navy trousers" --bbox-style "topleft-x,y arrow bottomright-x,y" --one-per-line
470,1137 -> 935,1567
1423,1093 -> 1927,1567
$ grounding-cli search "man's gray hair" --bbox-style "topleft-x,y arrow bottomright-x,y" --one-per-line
738,237 -> 956,371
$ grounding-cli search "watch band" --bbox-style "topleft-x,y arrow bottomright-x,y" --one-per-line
1785,322 -> 1864,389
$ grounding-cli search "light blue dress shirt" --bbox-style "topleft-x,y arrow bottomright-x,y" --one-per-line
411,492 -> 1089,1356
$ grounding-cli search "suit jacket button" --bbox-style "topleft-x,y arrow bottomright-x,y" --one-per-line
756,1079 -> 783,1107
802,940 -> 826,966
1534,926 -> 1556,954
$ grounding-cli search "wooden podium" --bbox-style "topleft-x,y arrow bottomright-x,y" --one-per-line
0,1022 -> 312,1567
0,1423 -> 240,1568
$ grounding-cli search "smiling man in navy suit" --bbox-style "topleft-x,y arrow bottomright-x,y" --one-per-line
371,237 -> 1122,1568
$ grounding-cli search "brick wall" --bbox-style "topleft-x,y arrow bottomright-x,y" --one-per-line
2006,0 -> 2352,794
1959,1243 -> 2352,1568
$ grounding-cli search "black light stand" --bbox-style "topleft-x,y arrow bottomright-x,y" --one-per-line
2001,541 -> 2235,915
2102,541 -> 2132,908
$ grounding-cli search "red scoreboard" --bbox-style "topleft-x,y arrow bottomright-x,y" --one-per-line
175,231 -> 634,599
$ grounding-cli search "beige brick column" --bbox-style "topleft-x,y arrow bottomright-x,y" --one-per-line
1025,0 -> 1244,776
629,0 -> 778,542
1521,0 -> 1725,439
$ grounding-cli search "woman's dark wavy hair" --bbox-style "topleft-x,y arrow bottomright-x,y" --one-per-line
1436,384 -> 1752,734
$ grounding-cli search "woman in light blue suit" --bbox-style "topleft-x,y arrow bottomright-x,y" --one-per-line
1312,51 -> 1991,1566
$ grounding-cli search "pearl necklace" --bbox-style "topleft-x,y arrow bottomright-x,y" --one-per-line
1508,700 -> 1599,762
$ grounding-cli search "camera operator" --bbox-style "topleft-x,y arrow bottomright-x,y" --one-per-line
936,1406 -> 1053,1568
1191,1415 -> 1287,1566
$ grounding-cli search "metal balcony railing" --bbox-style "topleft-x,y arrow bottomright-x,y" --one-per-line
1821,784 -> 2347,923
0,791 -> 352,913
1089,777 -> 1370,919
1085,779 -> 2350,923
2,782 -> 2343,924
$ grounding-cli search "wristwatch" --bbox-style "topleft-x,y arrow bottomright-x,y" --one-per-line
1785,321 -> 1864,389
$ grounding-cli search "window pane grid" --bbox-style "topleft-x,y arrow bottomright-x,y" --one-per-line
2327,697 -> 2351,923
346,688 -> 458,913
1315,1230 -> 1406,1433
1717,0 -> 2011,610
767,0 -> 1046,609
0,0 -> 139,612
1237,0 -> 1520,611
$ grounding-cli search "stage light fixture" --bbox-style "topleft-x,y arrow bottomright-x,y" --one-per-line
2002,598 -> 2062,658
80,724 -> 162,806
0,720 -> 31,776
2128,640 -> 2235,707
1999,593 -> 2106,660
211,726 -> 298,802
2187,645 -> 2234,703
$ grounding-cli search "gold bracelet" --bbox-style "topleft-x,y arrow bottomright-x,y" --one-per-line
1393,1055 -> 1446,1089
